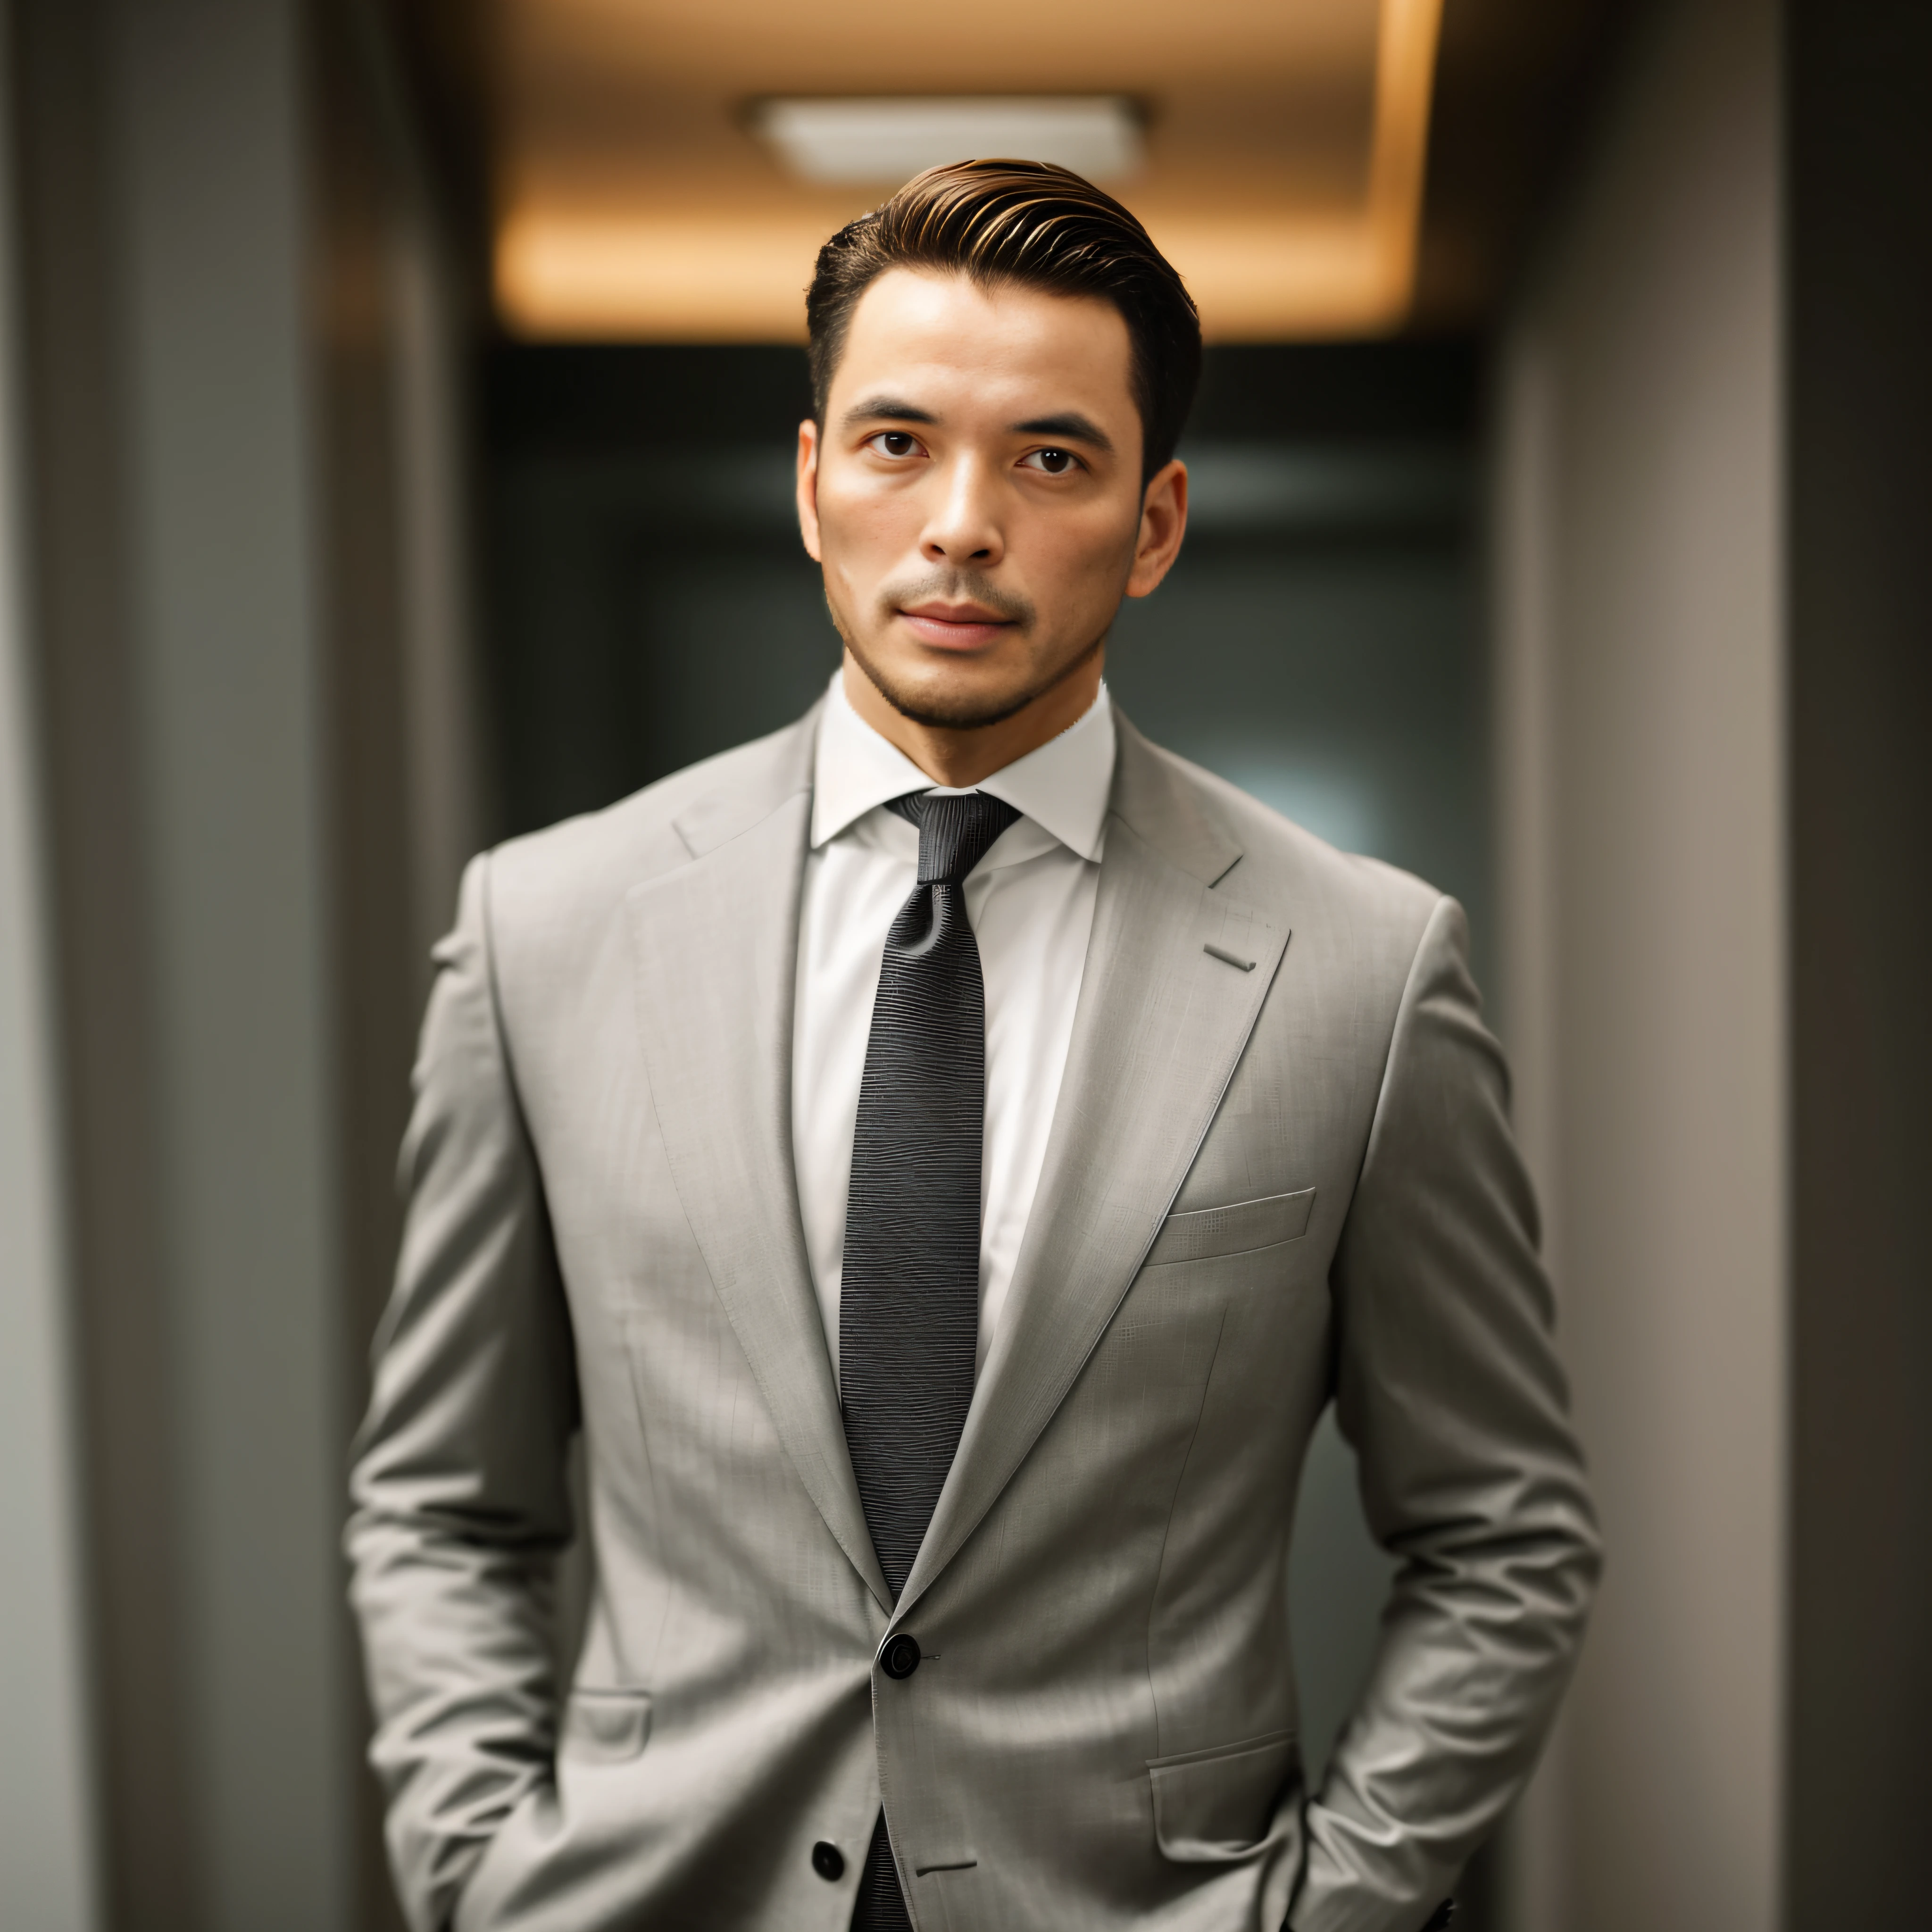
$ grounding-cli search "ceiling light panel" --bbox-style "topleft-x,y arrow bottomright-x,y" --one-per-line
751,97 -> 1143,186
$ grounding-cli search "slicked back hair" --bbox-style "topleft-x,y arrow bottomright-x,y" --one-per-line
806,159 -> 1202,483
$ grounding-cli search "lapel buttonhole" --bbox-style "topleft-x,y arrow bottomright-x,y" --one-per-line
1203,942 -> 1257,973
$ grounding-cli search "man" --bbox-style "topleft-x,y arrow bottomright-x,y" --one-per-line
349,161 -> 1599,1932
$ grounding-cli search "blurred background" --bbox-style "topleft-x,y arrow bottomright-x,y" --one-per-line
0,2 -> 1924,1929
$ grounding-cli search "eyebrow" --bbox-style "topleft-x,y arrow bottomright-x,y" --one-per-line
1011,412 -> 1115,454
840,395 -> 939,430
837,396 -> 1116,456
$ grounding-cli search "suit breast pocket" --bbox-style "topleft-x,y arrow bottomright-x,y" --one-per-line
1145,1189 -> 1316,1268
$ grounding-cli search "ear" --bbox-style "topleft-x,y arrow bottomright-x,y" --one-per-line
796,418 -> 824,563
1125,458 -> 1188,599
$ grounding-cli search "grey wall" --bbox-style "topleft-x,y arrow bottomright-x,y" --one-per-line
0,11 -> 100,1923
1785,4 -> 1932,1924
1491,0 -> 1784,1926
9,0 -> 477,1924
15,0 -> 354,1920
111,8 -> 352,1921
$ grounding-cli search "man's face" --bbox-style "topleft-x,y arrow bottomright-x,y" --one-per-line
797,268 -> 1186,731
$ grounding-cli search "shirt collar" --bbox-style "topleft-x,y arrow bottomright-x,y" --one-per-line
810,669 -> 1115,862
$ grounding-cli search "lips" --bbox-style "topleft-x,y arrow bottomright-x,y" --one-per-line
899,603 -> 1015,649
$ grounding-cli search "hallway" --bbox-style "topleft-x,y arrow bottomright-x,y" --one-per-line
0,3 -> 1926,1929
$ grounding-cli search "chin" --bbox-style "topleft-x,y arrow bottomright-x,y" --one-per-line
864,653 -> 1035,733
891,681 -> 1034,733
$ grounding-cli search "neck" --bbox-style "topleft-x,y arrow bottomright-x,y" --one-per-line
841,648 -> 1105,789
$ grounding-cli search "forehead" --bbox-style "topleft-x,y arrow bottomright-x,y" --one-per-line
831,268 -> 1135,422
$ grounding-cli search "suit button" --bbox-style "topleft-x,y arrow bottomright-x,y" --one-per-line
811,1841 -> 844,1881
878,1632 -> 921,1680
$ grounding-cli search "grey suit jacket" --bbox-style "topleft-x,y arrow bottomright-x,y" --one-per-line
347,704 -> 1599,1932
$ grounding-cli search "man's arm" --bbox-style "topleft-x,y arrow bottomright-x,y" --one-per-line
1294,895 -> 1601,1931
346,853 -> 579,1932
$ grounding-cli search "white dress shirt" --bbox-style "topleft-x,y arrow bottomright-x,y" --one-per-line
792,671 -> 1115,1380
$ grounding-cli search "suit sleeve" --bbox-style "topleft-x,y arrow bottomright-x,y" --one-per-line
345,853 -> 579,1932
1291,895 -> 1601,1932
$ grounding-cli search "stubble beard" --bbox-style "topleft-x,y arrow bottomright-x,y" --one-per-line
831,571 -> 1105,733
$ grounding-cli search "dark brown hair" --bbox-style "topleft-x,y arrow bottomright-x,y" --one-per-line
806,159 -> 1202,482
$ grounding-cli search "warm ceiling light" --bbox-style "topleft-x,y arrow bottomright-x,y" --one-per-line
493,0 -> 1446,341
751,96 -> 1143,186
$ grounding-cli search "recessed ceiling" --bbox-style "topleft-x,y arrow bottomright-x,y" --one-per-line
491,0 -> 1446,343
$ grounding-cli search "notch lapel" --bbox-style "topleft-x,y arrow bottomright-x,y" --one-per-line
895,724 -> 1290,1619
626,723 -> 891,1613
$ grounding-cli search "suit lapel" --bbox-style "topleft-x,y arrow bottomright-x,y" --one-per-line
626,714 -> 891,1612
896,721 -> 1290,1618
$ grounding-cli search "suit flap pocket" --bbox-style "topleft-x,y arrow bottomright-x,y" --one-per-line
1146,1189 -> 1316,1266
1148,1730 -> 1296,1863
561,1688 -> 651,1764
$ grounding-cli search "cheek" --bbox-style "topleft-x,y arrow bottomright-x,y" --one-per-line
818,475 -> 922,563
1021,510 -> 1140,606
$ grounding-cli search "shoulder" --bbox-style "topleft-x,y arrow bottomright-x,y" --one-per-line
1116,722 -> 1444,967
479,707 -> 818,945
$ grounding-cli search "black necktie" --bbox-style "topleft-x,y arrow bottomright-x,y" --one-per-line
840,788 -> 1020,1601
841,789 -> 1016,1932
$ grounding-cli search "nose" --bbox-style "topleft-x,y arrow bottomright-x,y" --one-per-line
919,454 -> 1004,568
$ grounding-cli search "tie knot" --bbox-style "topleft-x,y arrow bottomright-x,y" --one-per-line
891,790 -> 1022,886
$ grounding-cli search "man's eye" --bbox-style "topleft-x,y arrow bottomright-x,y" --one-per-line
869,432 -> 922,458
1023,447 -> 1079,475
